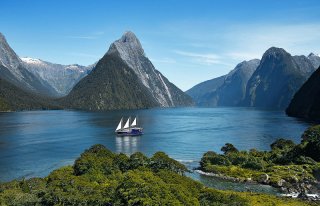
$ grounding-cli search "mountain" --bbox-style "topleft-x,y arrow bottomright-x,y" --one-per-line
286,66 -> 320,120
242,47 -> 316,109
62,31 -> 194,110
0,69 -> 59,111
21,57 -> 94,96
186,75 -> 225,104
308,53 -> 320,68
188,59 -> 260,106
0,33 -> 58,97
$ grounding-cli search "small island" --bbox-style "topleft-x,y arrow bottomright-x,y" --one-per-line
199,125 -> 320,199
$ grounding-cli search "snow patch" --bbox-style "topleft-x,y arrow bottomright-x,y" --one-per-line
21,57 -> 43,64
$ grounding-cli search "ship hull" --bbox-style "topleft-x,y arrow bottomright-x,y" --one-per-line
115,128 -> 143,136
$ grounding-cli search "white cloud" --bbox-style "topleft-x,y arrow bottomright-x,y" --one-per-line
174,50 -> 226,65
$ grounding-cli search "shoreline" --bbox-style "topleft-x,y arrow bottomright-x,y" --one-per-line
195,169 -> 320,200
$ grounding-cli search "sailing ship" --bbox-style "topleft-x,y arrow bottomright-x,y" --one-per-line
115,116 -> 143,136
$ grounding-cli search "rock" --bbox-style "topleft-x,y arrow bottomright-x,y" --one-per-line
297,192 -> 308,200
276,179 -> 286,187
291,176 -> 299,183
257,173 -> 269,184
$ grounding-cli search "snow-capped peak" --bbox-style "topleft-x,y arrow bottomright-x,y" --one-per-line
21,57 -> 43,64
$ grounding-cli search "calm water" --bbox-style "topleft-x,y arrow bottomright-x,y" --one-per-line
0,107 -> 313,193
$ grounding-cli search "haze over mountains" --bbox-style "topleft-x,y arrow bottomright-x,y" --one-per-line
187,47 -> 320,109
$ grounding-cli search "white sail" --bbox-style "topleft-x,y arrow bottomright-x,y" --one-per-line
116,118 -> 123,131
131,117 -> 137,127
123,117 -> 131,129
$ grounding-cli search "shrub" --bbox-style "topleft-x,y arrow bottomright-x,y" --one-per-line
270,138 -> 295,151
150,152 -> 188,175
221,143 -> 239,155
128,152 -> 149,170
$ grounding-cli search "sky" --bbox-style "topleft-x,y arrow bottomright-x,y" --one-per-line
1,0 -> 320,91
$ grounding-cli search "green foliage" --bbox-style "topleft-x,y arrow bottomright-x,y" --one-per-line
221,143 -> 239,154
150,152 -> 188,175
0,144 -> 313,206
128,152 -> 149,170
302,124 -> 320,143
199,188 -> 248,206
0,97 -> 10,111
200,151 -> 231,168
302,125 -> 320,161
270,138 -> 295,151
242,157 -> 265,171
200,126 -> 320,191
0,75 -> 61,111
73,144 -> 116,175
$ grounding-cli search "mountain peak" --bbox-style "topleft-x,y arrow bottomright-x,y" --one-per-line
261,47 -> 291,62
264,47 -> 288,56
308,52 -> 319,57
120,31 -> 139,43
107,31 -> 144,57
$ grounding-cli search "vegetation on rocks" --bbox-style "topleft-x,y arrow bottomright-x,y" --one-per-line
0,144 -> 313,205
200,125 -> 320,194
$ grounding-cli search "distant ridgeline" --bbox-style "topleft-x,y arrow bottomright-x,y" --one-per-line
0,144 -> 313,205
199,125 -> 320,197
0,31 -> 193,112
187,49 -> 320,110
1,29 -> 320,115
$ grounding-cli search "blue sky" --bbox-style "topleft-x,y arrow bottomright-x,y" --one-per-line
1,0 -> 320,91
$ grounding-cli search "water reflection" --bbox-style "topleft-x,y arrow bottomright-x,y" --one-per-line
115,136 -> 141,155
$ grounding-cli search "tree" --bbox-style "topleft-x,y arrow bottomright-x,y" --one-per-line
128,152 -> 149,170
221,143 -> 238,155
270,138 -> 295,151
301,125 -> 320,143
301,125 -> 320,161
200,151 -> 231,167
150,152 -> 188,175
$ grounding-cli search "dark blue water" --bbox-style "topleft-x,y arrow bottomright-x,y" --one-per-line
0,107 -> 312,193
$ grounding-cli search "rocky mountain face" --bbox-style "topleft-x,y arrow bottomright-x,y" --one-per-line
242,47 -> 316,109
186,75 -> 225,104
62,31 -> 193,110
0,33 -> 58,97
107,31 -> 193,107
187,59 -> 260,106
286,66 -> 320,120
308,53 -> 320,68
21,57 -> 93,96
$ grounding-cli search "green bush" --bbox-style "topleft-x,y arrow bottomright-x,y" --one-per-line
128,152 -> 149,170
270,138 -> 295,151
221,143 -> 239,155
